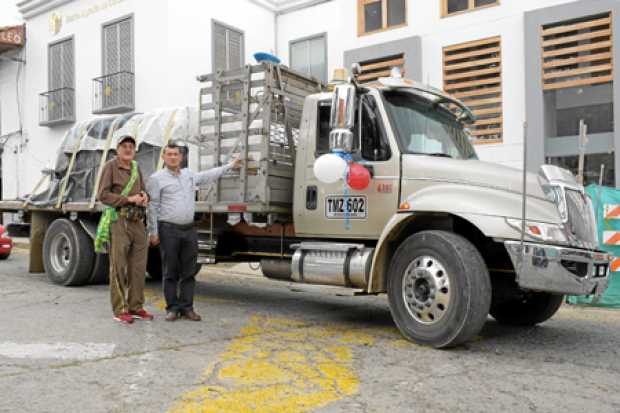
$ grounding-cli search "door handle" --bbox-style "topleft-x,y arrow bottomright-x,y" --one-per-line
306,186 -> 317,210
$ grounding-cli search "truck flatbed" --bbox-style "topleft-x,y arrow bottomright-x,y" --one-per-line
0,200 -> 103,213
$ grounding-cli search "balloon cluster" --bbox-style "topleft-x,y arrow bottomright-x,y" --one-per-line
313,152 -> 371,190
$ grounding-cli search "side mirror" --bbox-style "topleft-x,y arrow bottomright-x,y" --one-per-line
329,83 -> 356,152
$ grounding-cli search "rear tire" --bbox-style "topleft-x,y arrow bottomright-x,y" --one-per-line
387,230 -> 492,348
490,292 -> 564,326
43,219 -> 94,286
88,253 -> 109,285
0,253 -> 9,260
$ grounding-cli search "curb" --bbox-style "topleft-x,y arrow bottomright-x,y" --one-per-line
12,242 -> 30,251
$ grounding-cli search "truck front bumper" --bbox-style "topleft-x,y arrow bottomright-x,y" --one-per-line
504,241 -> 610,296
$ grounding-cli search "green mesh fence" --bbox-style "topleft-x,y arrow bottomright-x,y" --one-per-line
567,185 -> 620,308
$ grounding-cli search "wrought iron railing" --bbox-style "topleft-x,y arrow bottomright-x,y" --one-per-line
39,87 -> 75,126
92,71 -> 134,114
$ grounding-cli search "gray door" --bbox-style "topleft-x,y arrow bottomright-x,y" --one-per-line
212,21 -> 244,72
48,38 -> 73,121
102,17 -> 133,109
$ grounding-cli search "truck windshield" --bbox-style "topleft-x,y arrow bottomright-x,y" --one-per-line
381,90 -> 478,160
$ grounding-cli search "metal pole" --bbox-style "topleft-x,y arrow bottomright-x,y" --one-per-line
577,119 -> 588,185
599,163 -> 605,186
521,122 -> 527,256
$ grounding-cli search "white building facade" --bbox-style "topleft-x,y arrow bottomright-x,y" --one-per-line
0,0 -> 618,203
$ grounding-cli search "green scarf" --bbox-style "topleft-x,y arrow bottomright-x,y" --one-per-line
94,160 -> 139,253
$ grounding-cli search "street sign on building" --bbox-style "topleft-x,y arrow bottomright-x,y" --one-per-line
0,25 -> 25,54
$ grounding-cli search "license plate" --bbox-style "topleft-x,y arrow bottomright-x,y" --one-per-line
325,195 -> 367,219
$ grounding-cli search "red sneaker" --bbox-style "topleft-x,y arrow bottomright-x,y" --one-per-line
131,309 -> 154,321
113,313 -> 134,324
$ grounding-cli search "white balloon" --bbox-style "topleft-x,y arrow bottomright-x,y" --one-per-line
313,153 -> 347,184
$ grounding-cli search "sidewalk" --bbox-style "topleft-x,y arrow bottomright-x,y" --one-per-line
11,237 -> 29,250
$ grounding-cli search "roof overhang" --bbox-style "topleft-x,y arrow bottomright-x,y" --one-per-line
17,0 -> 75,19
17,0 -> 329,18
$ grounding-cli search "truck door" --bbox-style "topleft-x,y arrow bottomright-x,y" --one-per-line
295,92 -> 400,238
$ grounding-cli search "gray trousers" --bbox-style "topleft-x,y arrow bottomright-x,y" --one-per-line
158,222 -> 198,314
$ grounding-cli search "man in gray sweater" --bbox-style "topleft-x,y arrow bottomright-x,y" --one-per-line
147,142 -> 241,321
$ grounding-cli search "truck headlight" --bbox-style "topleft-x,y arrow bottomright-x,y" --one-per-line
539,180 -> 568,221
506,218 -> 568,244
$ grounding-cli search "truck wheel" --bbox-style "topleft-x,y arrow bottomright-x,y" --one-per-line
43,219 -> 94,286
490,292 -> 564,326
147,247 -> 163,281
387,230 -> 492,348
88,254 -> 109,285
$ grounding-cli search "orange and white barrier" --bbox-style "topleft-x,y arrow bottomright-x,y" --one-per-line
611,257 -> 620,273
603,231 -> 620,245
604,204 -> 620,220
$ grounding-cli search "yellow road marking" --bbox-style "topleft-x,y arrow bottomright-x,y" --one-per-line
167,315 -> 376,413
144,289 -> 233,312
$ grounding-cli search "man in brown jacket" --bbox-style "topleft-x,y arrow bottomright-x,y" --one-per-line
97,135 -> 154,324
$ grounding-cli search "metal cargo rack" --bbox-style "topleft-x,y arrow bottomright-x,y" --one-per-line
195,62 -> 323,215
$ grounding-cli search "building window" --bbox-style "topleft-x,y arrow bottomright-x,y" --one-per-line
357,0 -> 407,37
443,36 -> 502,143
93,15 -> 134,114
542,12 -> 614,186
290,33 -> 327,84
40,37 -> 74,126
441,0 -> 499,17
356,53 -> 405,85
213,21 -> 244,72
541,12 -> 612,91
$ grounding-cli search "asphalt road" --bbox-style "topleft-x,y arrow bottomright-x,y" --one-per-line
1,248 -> 619,413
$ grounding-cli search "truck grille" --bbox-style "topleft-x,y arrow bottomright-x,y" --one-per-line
565,189 -> 597,248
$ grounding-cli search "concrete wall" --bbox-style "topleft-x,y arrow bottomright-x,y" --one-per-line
0,53 -> 25,199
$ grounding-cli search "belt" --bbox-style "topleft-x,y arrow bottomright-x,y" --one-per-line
159,221 -> 194,231
117,206 -> 145,221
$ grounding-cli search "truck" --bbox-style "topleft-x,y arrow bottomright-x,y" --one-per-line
0,62 -> 610,348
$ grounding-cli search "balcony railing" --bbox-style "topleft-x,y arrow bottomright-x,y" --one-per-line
92,71 -> 134,114
39,87 -> 75,127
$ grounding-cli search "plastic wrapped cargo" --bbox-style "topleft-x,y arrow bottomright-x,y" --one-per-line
26,107 -> 197,207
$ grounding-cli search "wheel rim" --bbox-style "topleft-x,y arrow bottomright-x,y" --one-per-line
50,233 -> 72,274
402,255 -> 451,325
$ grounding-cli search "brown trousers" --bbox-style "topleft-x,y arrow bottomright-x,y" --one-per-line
109,217 -> 147,316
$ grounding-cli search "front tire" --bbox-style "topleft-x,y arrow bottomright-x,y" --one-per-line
43,219 -> 94,286
490,292 -> 564,326
387,230 -> 492,348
